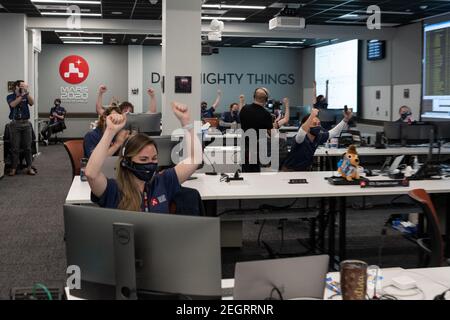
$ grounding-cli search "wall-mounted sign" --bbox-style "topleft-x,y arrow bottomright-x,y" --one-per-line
59,55 -> 89,85
175,76 -> 192,94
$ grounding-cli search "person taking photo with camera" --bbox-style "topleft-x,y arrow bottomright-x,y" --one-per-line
6,80 -> 35,176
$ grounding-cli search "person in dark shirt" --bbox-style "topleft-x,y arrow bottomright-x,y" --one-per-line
201,89 -> 222,119
85,102 -> 201,213
395,106 -> 413,123
83,106 -> 129,158
282,107 -> 353,171
41,98 -> 67,145
312,80 -> 329,109
6,80 -> 36,176
239,87 -> 274,172
219,101 -> 241,131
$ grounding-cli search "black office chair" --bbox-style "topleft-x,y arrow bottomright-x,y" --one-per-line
408,189 -> 450,267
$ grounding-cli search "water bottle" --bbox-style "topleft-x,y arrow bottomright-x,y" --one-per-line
413,156 -> 420,171
80,158 -> 88,181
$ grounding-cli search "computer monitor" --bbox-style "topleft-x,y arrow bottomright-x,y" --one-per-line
430,121 -> 450,142
400,123 -> 434,145
233,255 -> 329,300
151,135 -> 183,168
384,122 -> 401,143
126,113 -> 162,136
64,204 -> 221,300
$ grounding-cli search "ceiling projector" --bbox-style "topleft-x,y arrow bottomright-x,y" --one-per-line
269,16 -> 305,30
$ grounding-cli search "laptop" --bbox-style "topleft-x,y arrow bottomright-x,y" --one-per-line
233,255 -> 329,300
388,155 -> 405,174
102,156 -> 120,179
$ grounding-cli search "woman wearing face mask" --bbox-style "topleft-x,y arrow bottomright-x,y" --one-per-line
396,106 -> 413,124
281,107 -> 353,171
85,102 -> 201,212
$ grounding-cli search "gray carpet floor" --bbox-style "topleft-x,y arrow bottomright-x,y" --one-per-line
0,145 -> 423,299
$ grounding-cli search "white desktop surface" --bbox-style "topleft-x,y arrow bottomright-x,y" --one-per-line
66,172 -> 450,204
65,267 -> 450,300
316,146 -> 450,157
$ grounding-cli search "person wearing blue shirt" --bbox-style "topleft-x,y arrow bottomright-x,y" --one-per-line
85,102 -> 201,213
83,105 -> 129,158
219,103 -> 241,132
41,99 -> 67,145
282,107 -> 353,171
201,89 -> 222,119
6,80 -> 36,176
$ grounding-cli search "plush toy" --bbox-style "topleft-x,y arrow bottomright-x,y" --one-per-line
337,145 -> 361,181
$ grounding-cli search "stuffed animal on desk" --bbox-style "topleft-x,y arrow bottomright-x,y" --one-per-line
337,145 -> 361,181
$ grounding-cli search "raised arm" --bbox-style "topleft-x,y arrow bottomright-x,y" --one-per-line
85,113 -> 127,197
211,89 -> 222,110
173,102 -> 202,184
312,80 -> 317,105
296,108 -> 319,144
328,108 -> 353,139
275,97 -> 291,128
239,94 -> 245,111
96,85 -> 107,116
147,88 -> 157,114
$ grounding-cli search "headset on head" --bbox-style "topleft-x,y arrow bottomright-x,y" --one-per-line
254,87 -> 269,102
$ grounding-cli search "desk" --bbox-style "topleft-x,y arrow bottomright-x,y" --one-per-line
66,172 -> 450,265
316,146 -> 450,157
221,266 -> 450,300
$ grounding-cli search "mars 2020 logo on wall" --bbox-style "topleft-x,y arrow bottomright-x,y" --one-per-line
59,55 -> 89,84
59,55 -> 89,103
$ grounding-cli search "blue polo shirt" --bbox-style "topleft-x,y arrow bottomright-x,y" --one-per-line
201,107 -> 215,119
83,127 -> 103,158
283,131 -> 330,171
50,105 -> 66,124
7,93 -> 31,120
221,111 -> 240,124
91,168 -> 181,213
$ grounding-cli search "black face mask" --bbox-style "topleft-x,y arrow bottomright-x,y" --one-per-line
126,162 -> 158,182
309,126 -> 322,137
401,112 -> 411,120
201,105 -> 207,111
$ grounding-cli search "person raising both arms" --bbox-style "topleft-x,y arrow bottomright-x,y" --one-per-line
96,84 -> 158,115
282,107 -> 353,172
85,102 -> 201,212
312,80 -> 329,109
201,89 -> 222,119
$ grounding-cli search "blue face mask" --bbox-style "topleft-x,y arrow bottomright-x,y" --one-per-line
309,126 -> 322,137
128,162 -> 158,182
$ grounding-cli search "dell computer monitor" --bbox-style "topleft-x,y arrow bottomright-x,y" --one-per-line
126,113 -> 162,136
64,205 -> 222,300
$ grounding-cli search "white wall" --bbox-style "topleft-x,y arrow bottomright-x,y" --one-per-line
0,14 -> 28,135
144,47 -> 303,114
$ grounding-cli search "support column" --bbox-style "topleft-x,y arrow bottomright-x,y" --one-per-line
161,0 -> 202,135
128,45 -> 144,113
0,14 -> 28,132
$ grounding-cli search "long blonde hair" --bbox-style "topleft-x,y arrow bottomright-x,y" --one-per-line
116,134 -> 158,211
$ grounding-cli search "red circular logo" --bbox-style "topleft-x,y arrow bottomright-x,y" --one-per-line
59,55 -> 89,84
